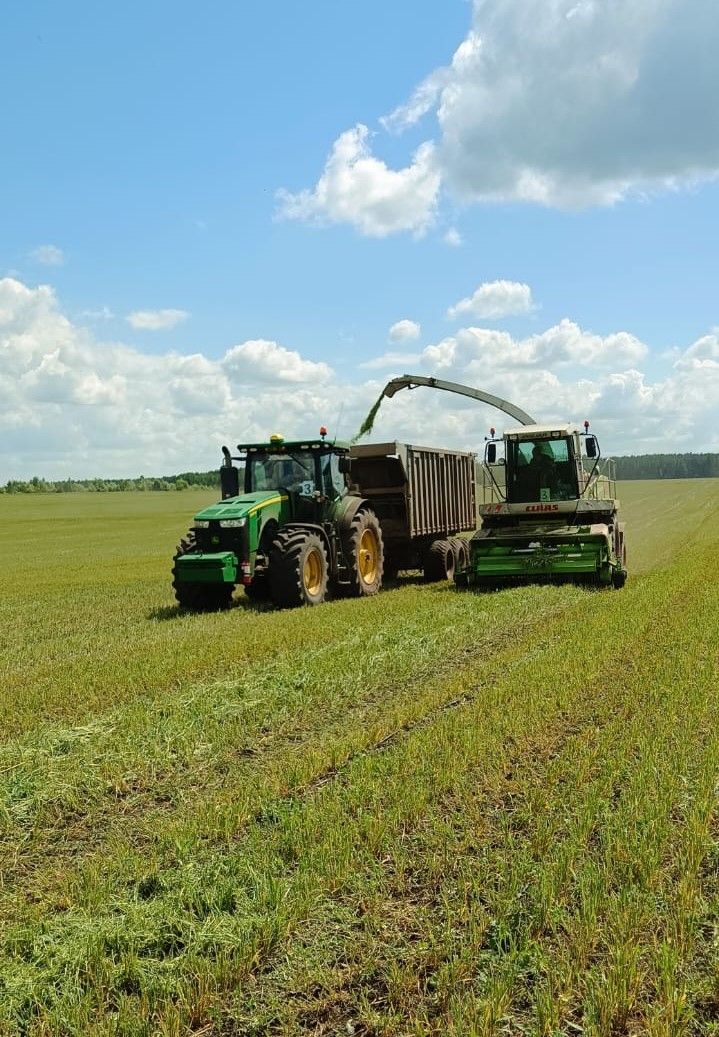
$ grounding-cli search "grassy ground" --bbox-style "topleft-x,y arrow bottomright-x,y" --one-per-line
0,481 -> 717,1035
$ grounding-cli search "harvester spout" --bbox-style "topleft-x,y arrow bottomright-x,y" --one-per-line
381,374 -> 537,426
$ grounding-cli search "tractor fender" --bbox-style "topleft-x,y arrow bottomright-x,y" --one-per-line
336,494 -> 373,534
277,522 -> 334,560
255,516 -> 280,565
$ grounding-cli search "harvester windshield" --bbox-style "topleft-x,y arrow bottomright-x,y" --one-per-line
506,436 -> 580,504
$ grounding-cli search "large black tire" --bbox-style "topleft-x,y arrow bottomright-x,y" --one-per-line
244,574 -> 269,601
383,555 -> 399,582
423,539 -> 455,583
448,537 -> 470,573
343,509 -> 384,597
612,537 -> 628,589
172,531 -> 234,611
244,523 -> 276,601
269,530 -> 329,608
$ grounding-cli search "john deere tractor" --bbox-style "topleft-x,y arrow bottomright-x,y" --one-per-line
172,431 -> 384,610
456,421 -> 628,589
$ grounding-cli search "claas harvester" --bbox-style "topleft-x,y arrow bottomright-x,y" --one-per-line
172,431 -> 384,610
456,420 -> 628,589
370,374 -> 628,590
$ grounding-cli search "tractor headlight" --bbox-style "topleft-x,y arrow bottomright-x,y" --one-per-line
194,520 -> 210,529
219,518 -> 246,528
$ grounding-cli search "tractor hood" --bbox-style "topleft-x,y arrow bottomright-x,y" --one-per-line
194,491 -> 287,523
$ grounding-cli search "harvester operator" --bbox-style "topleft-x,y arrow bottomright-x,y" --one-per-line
529,441 -> 558,499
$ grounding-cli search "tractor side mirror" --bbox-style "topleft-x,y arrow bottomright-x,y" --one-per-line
220,465 -> 240,500
486,443 -> 497,464
585,436 -> 598,459
338,455 -> 352,474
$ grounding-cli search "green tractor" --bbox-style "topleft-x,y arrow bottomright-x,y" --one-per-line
456,421 -> 628,589
172,431 -> 384,610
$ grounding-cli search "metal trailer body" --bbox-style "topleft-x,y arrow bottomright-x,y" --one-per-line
349,441 -> 476,576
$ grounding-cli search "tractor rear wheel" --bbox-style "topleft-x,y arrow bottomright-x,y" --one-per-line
172,531 -> 234,611
344,509 -> 384,597
424,539 -> 455,582
269,530 -> 329,608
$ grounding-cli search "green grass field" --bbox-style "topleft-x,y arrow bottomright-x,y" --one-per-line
1,481 -> 718,1036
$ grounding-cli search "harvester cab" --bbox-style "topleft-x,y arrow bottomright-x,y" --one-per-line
457,421 -> 628,590
483,423 -> 600,505
172,429 -> 385,611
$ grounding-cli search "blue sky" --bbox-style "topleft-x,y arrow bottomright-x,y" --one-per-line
2,0 -> 718,478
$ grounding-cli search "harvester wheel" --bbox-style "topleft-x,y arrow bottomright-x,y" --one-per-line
612,568 -> 627,589
344,509 -> 384,597
172,531 -> 234,612
424,539 -> 455,582
612,531 -> 627,588
269,530 -> 329,608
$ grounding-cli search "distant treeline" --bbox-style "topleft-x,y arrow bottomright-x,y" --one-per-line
0,471 -> 219,494
613,453 -> 719,480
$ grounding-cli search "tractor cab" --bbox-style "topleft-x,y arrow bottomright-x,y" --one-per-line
220,431 -> 350,520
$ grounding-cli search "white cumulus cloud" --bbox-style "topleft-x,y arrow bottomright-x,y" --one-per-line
448,280 -> 534,320
359,350 -> 422,371
423,319 -> 647,373
222,339 -> 333,384
388,319 -> 421,343
408,0 -> 719,208
127,309 -> 189,331
277,124 -> 441,237
443,228 -> 463,247
30,245 -> 65,266
286,0 -> 719,234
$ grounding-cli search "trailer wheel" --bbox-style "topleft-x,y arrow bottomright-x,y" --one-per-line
424,539 -> 455,582
269,530 -> 329,608
172,531 -> 234,611
449,537 -> 470,572
344,509 -> 384,597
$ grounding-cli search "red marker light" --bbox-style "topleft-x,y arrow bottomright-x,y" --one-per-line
584,420 -> 590,431
490,426 -> 496,437
320,425 -> 327,438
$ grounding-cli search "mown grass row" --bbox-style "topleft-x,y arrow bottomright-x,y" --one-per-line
2,533 -> 717,1034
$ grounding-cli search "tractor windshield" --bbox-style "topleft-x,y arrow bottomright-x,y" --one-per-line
506,437 -> 579,503
247,451 -> 316,493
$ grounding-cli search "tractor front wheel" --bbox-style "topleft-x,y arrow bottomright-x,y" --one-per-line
269,530 -> 329,608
